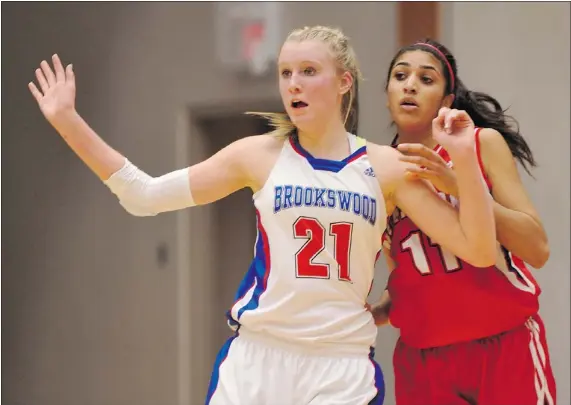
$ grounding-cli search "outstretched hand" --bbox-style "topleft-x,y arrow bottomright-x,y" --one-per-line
28,54 -> 76,126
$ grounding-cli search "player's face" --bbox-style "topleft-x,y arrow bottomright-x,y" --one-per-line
387,50 -> 453,133
278,40 -> 348,132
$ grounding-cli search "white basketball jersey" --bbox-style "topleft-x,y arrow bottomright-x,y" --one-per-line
227,134 -> 386,355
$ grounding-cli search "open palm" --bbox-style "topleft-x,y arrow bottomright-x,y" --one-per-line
28,54 -> 76,126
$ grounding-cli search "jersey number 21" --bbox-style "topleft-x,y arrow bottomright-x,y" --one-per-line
293,216 -> 353,281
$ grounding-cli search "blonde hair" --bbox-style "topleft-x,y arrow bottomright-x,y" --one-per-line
247,25 -> 363,138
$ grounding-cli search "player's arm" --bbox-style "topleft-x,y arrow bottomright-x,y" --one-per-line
29,54 -> 253,216
372,145 -> 496,268
42,108 -> 255,216
478,128 -> 550,269
104,135 -> 258,216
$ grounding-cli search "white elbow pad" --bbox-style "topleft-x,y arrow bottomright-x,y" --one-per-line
104,159 -> 195,216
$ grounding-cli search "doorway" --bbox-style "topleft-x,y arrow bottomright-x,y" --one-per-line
198,112 -> 272,346
185,106 -> 276,403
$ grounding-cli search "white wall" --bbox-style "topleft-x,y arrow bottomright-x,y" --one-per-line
442,3 -> 570,403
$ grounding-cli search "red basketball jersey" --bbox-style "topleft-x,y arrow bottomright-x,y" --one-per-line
384,128 -> 541,349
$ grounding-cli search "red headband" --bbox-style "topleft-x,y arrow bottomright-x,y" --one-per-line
415,43 -> 455,92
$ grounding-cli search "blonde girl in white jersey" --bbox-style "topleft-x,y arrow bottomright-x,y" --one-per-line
29,26 -> 496,405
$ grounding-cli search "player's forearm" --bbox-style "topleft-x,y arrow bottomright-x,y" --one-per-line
493,202 -> 550,268
452,152 -> 497,267
52,110 -> 194,217
52,110 -> 126,181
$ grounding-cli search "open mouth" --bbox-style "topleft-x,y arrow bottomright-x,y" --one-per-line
291,100 -> 309,109
400,100 -> 418,107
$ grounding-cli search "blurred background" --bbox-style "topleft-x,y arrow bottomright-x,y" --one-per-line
2,2 -> 569,405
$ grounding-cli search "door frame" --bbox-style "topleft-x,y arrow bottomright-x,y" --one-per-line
174,99 -> 283,405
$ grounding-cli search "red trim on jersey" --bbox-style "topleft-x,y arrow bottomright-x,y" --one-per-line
289,136 -> 305,157
507,251 -> 541,293
375,248 -> 382,263
381,231 -> 390,245
258,209 -> 272,290
432,127 -> 492,191
345,148 -> 367,164
228,209 -> 272,321
474,127 -> 493,190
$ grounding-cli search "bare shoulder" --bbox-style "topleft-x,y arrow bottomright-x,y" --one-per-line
253,132 -> 288,152
478,127 -> 511,152
477,127 -> 516,171
235,133 -> 287,192
187,133 -> 285,204
229,132 -> 285,153
227,133 -> 285,164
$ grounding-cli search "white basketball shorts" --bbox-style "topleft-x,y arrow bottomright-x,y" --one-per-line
205,329 -> 385,405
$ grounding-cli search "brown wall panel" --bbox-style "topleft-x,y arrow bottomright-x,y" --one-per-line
398,2 -> 440,46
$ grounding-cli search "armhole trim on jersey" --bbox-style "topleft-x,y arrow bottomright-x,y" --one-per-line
355,136 -> 367,149
474,127 -> 493,191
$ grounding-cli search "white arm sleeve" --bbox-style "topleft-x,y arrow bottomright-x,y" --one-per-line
104,159 -> 195,217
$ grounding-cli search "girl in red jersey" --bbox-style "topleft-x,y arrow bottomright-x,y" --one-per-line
370,39 -> 557,405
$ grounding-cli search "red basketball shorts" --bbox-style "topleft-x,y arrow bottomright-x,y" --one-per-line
393,314 -> 556,405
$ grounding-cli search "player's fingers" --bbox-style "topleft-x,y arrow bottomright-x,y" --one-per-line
405,165 -> 437,175
397,143 -> 448,165
451,109 -> 469,120
438,107 -> 451,119
398,155 -> 441,172
28,81 -> 43,103
35,68 -> 49,93
66,64 -> 75,88
405,168 -> 439,182
432,108 -> 448,132
52,54 -> 66,83
40,59 -> 56,86
445,109 -> 473,132
444,109 -> 462,133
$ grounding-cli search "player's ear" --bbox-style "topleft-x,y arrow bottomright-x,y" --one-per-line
339,71 -> 353,95
442,93 -> 454,109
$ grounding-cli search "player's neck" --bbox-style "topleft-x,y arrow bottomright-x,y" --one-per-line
396,127 -> 439,149
297,122 -> 350,160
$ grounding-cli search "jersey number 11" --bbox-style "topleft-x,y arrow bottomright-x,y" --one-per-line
401,231 -> 462,275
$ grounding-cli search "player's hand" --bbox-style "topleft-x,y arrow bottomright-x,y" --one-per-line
396,143 -> 459,197
431,107 -> 476,156
365,303 -> 390,326
28,54 -> 76,127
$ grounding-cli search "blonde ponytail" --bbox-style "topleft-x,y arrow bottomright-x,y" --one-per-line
245,111 -> 296,138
